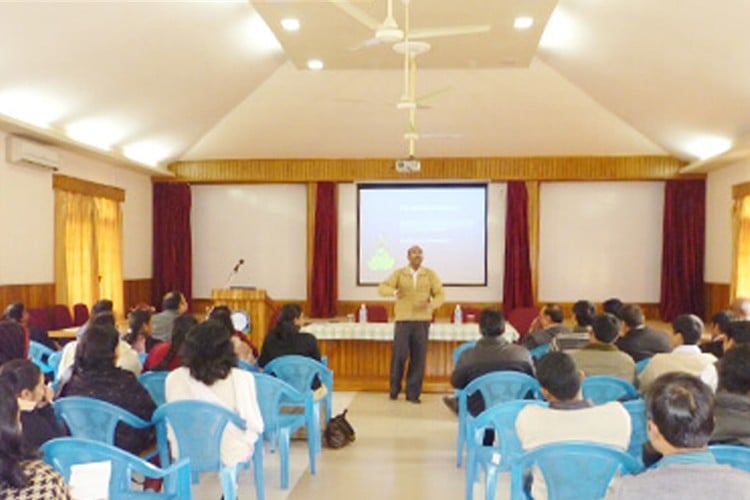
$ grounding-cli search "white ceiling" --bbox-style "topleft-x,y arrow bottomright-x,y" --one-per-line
0,1 -> 748,170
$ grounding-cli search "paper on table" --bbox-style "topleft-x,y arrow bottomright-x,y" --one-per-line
69,460 -> 111,500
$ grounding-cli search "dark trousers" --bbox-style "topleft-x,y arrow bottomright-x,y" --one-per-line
390,321 -> 430,399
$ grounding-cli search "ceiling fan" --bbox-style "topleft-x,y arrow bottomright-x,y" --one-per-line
331,0 -> 491,50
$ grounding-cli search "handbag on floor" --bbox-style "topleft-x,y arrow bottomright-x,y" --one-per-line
324,409 -> 356,449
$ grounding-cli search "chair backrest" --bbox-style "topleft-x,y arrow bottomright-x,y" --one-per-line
470,400 -> 548,468
622,399 -> 647,463
53,396 -> 151,444
252,373 -> 306,431
263,355 -> 333,395
51,304 -> 74,330
28,340 -> 56,374
710,444 -> 750,473
529,342 -> 551,360
451,341 -> 477,366
511,441 -> 643,500
27,307 -> 50,331
42,437 -> 191,499
506,306 -> 539,336
138,371 -> 169,406
72,303 -> 90,327
582,376 -> 639,404
461,371 -> 542,412
363,305 -> 388,323
635,358 -> 651,374
153,400 -> 246,475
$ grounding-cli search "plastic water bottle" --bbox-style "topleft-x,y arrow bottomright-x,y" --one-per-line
358,304 -> 368,323
454,304 -> 463,324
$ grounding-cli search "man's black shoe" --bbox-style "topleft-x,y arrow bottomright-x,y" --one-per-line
406,397 -> 421,404
442,395 -> 459,415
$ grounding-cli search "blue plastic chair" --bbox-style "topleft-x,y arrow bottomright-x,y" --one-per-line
153,400 -> 264,500
528,342 -> 550,360
53,396 -> 152,445
237,359 -> 260,373
264,355 -> 334,453
43,437 -> 192,499
456,371 -> 542,467
635,358 -> 651,374
138,371 -> 169,406
138,352 -> 148,366
622,399 -> 647,464
29,340 -> 56,374
253,373 -> 317,488
510,441 -> 643,500
466,400 -> 547,500
709,444 -> 750,473
452,341 -> 477,366
582,375 -> 639,404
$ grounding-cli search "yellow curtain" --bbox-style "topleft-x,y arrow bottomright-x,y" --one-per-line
732,196 -> 750,299
94,197 -> 124,319
526,181 -> 540,303
55,191 -> 99,308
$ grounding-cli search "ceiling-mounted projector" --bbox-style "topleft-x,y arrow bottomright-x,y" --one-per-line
395,159 -> 421,173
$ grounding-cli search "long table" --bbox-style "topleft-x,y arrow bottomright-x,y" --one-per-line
306,321 -> 519,393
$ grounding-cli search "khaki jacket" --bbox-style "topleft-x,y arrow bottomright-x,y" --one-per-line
378,266 -> 444,321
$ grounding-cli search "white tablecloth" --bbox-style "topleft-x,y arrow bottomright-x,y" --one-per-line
305,321 -> 519,343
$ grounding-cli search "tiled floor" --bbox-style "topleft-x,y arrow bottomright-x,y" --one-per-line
193,391 -> 511,499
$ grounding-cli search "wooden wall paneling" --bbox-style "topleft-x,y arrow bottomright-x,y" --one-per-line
123,279 -> 152,311
704,282 -> 731,318
167,156 -> 694,184
0,283 -> 55,309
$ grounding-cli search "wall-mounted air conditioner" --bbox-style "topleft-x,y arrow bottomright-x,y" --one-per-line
5,135 -> 61,171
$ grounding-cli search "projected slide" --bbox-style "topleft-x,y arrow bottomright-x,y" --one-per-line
358,183 -> 487,285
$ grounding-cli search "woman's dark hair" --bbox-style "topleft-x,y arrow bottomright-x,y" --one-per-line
0,320 -> 27,365
0,380 -> 36,489
0,359 -> 41,395
74,324 -> 119,372
208,306 -> 235,335
181,320 -> 237,385
646,372 -> 714,449
270,304 -> 302,341
154,314 -> 197,371
718,343 -> 750,394
90,311 -> 116,328
2,302 -> 24,322
712,310 -> 736,334
124,309 -> 151,346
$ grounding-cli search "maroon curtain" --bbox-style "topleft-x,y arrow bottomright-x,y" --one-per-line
503,181 -> 534,311
310,182 -> 337,317
152,183 -> 192,309
660,179 -> 705,321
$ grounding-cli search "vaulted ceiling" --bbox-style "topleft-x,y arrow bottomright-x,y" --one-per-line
0,1 -> 748,174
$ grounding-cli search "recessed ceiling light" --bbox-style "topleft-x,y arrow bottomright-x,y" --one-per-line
307,59 -> 324,71
514,16 -> 534,30
280,18 -> 300,32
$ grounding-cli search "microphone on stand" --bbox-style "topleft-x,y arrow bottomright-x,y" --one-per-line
225,258 -> 246,288
233,259 -> 245,273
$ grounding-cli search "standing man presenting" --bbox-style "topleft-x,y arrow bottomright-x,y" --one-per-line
379,245 -> 444,403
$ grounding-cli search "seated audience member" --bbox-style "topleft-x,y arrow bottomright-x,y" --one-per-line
516,351 -> 631,499
522,304 -> 571,350
569,313 -> 636,383
75,299 -> 113,340
554,300 -> 595,351
615,304 -> 670,362
3,302 -> 58,351
123,308 -> 153,354
56,324 -> 156,455
0,380 -> 71,499
144,314 -> 197,372
0,319 -> 27,366
209,305 -> 258,364
165,320 -> 263,467
0,359 -> 66,449
58,312 -> 142,377
151,291 -> 187,343
638,314 -> 717,393
701,310 -> 736,357
730,297 -> 750,320
602,297 -> 624,318
711,344 -> 750,446
723,320 -> 750,352
444,309 -> 533,415
608,373 -> 750,499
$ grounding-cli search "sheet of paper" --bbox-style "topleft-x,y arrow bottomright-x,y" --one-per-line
69,460 -> 111,500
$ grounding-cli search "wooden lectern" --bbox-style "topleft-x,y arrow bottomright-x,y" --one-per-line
211,288 -> 275,348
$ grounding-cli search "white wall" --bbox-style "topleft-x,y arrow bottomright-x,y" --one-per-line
705,159 -> 750,283
0,130 -> 153,284
191,184 -> 308,299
